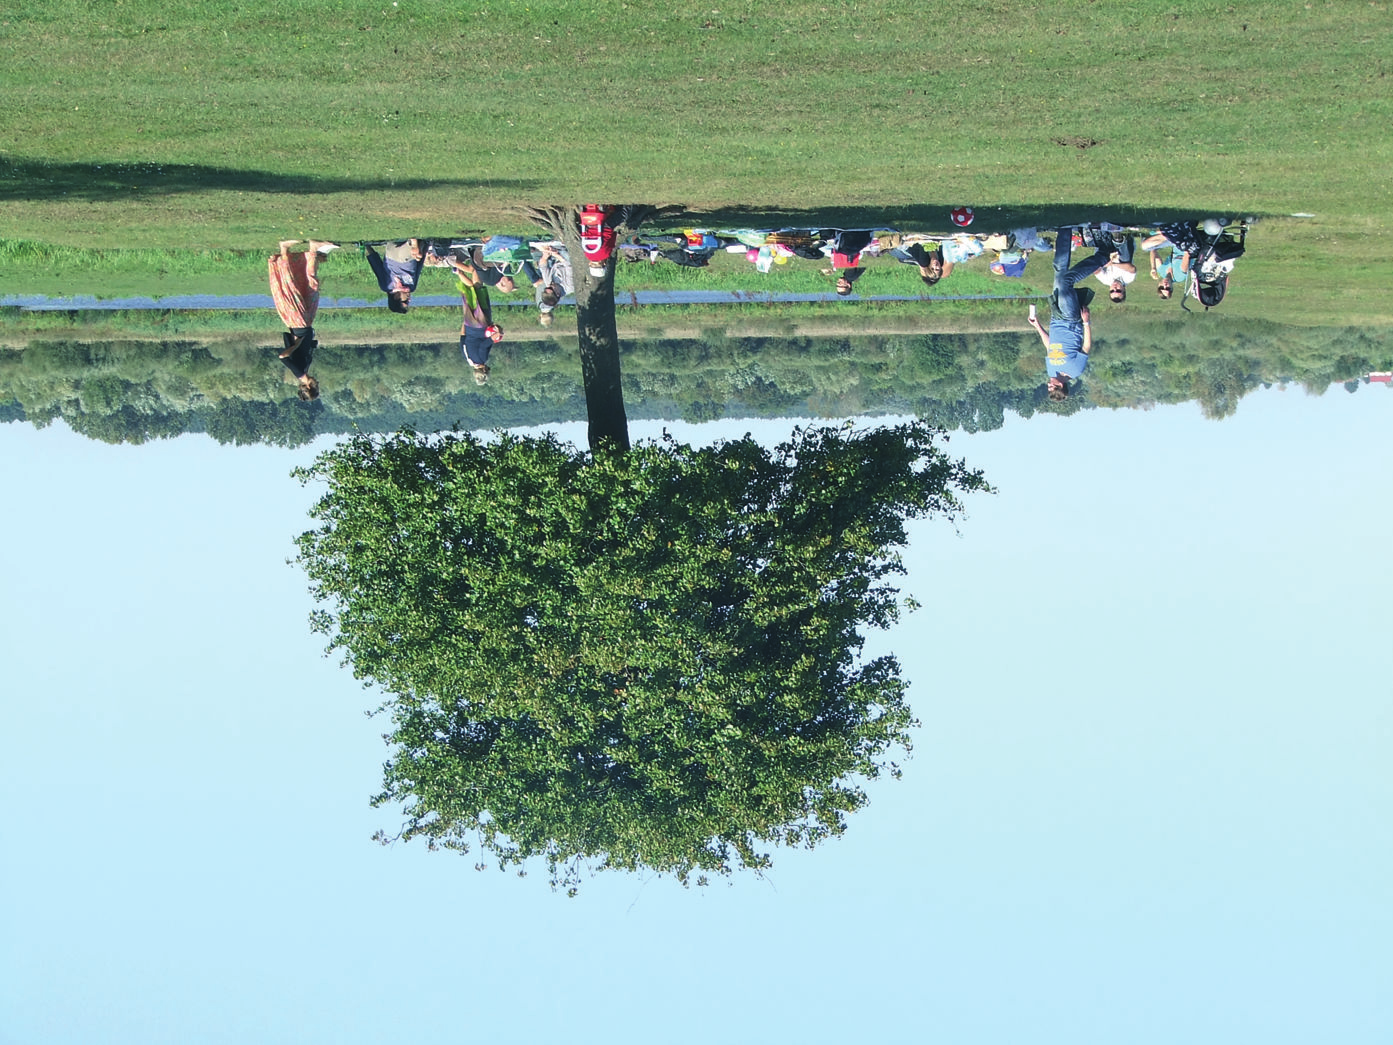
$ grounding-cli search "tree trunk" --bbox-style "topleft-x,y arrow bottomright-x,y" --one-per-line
526,205 -> 682,455
562,221 -> 630,454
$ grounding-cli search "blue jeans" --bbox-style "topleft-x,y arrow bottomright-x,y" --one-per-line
1052,229 -> 1110,322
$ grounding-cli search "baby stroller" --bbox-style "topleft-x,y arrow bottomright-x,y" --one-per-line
1180,219 -> 1248,311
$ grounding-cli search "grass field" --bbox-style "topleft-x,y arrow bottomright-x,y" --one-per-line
3,221 -> 1385,329
0,300 -> 1042,345
2,1 -> 1389,325
3,2 -> 1390,225
0,234 -> 1054,299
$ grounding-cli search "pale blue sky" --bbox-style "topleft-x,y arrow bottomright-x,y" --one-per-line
2,385 -> 1389,1044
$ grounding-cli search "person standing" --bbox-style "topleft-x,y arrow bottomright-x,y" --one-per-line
449,258 -> 504,382
269,239 -> 335,400
1028,228 -> 1111,400
365,239 -> 424,313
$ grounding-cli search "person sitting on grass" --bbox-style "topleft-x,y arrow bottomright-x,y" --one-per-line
532,243 -> 574,327
1141,227 -> 1195,299
449,257 -> 505,383
989,250 -> 1029,277
987,227 -> 1052,277
889,238 -> 946,286
1093,230 -> 1137,303
365,239 -> 424,313
938,233 -> 985,280
821,229 -> 875,296
467,242 -> 542,295
269,238 -> 336,400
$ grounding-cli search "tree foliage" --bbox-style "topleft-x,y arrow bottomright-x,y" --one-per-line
295,422 -> 987,890
8,322 -> 1392,447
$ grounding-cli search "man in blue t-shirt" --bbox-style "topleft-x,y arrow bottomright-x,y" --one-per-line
1028,301 -> 1092,401
1028,228 -> 1110,400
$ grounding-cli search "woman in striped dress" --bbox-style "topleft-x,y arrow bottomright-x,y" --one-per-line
269,239 -> 336,400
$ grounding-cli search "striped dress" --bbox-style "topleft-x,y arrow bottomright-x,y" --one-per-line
268,252 -> 320,329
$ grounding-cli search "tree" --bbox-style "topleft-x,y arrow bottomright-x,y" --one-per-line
295,421 -> 987,890
202,397 -> 320,448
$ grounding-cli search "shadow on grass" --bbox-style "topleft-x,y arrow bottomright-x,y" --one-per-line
681,203 -> 1264,232
0,155 -> 538,201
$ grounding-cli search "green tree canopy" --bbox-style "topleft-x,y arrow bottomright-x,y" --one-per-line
295,421 -> 987,890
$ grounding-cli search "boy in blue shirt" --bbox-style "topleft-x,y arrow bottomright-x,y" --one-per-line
1027,227 -> 1110,400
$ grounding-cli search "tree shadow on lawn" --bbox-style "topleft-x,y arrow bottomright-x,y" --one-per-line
684,203 -> 1264,233
0,155 -> 538,202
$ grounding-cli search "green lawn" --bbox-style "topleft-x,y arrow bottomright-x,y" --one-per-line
4,2 -> 1389,225
2,1 -> 1389,324
3,224 -> 1385,329
0,233 -> 1054,299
